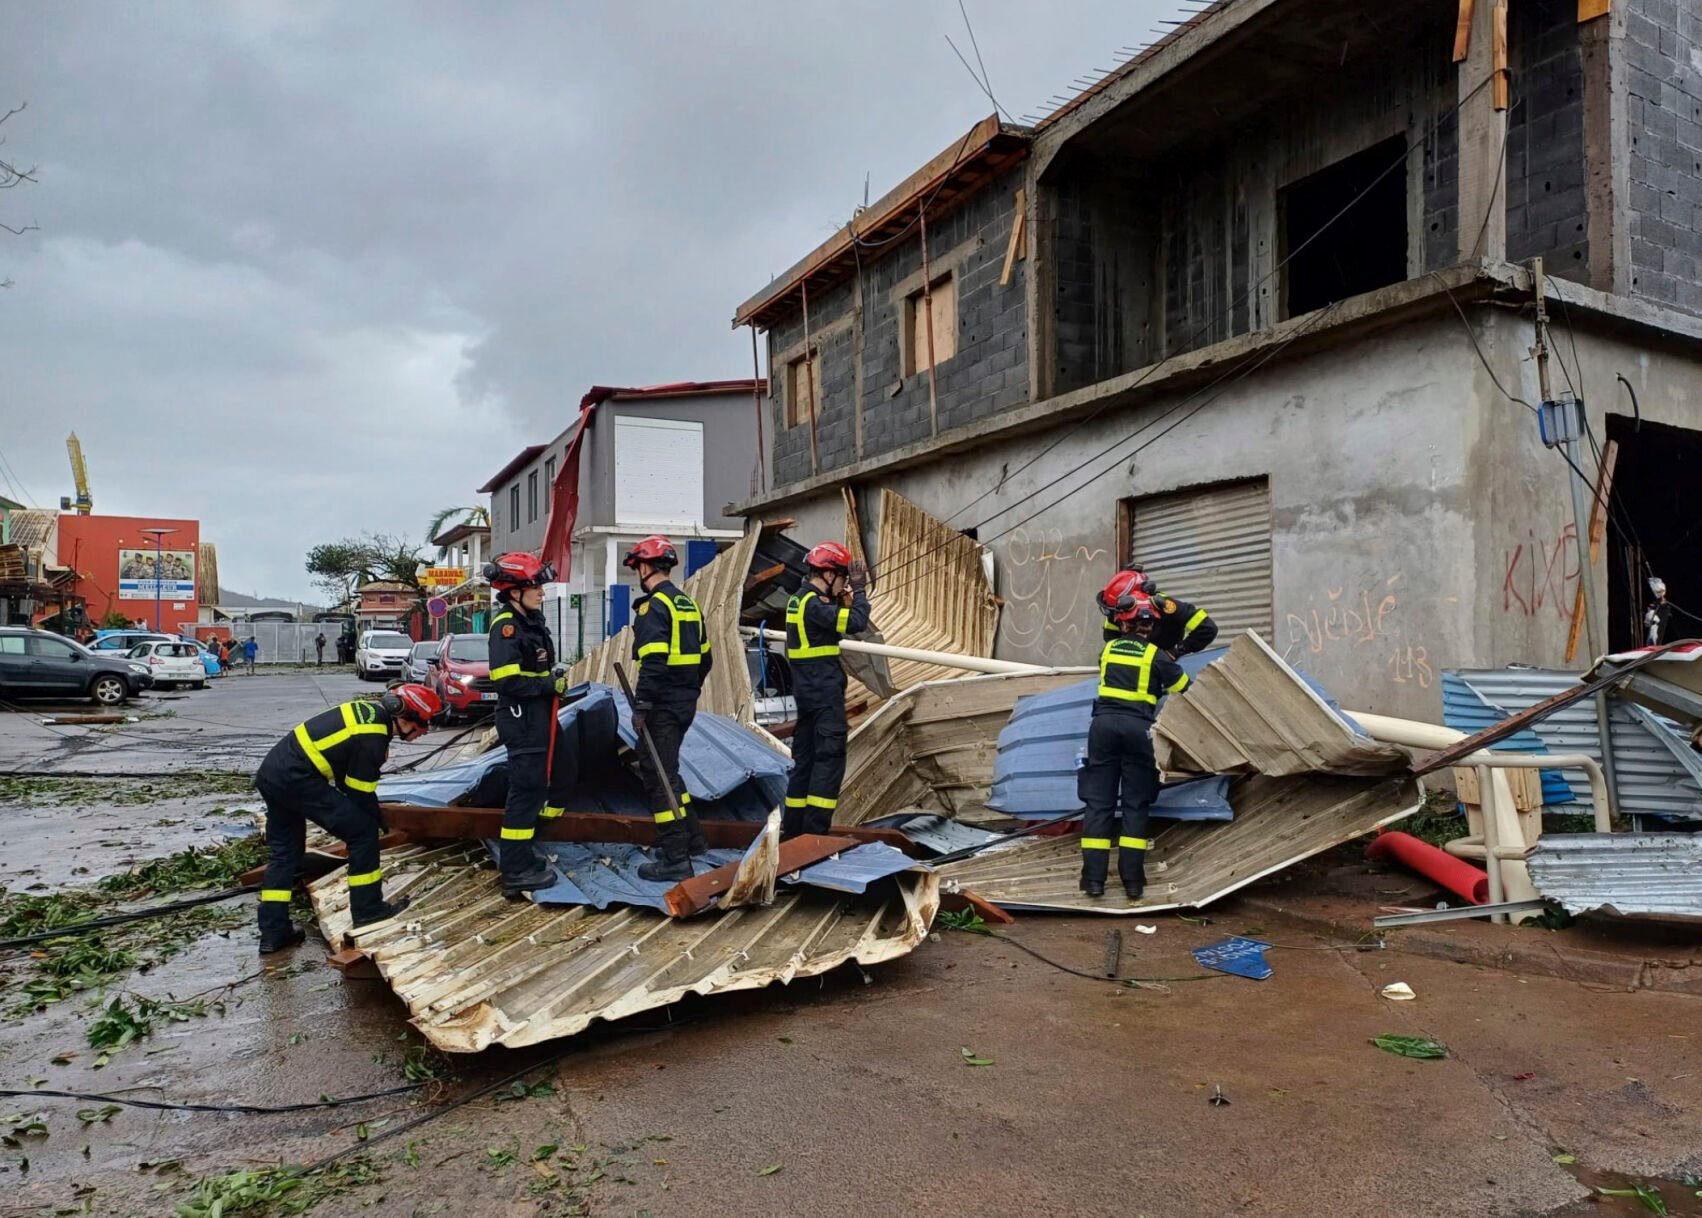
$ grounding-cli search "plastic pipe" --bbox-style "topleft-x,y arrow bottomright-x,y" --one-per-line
743,627 -> 1053,676
1364,831 -> 1489,905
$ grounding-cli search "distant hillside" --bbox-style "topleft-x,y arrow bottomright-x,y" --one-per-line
217,587 -> 326,612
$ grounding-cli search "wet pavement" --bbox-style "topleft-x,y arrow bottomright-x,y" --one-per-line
1,676 -> 1698,1217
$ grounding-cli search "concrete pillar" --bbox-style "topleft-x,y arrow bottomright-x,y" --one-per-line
1457,0 -> 1509,262
1580,8 -> 1630,294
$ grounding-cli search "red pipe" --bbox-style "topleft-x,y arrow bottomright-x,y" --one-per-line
1364,831 -> 1488,905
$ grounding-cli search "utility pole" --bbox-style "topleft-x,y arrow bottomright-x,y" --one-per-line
1531,257 -> 1619,816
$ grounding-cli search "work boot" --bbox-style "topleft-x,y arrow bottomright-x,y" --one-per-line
1121,857 -> 1147,902
637,853 -> 693,883
351,896 -> 411,928
257,926 -> 306,955
500,865 -> 554,899
688,835 -> 709,857
1079,874 -> 1105,898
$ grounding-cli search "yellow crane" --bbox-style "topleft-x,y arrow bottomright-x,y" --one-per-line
65,433 -> 92,515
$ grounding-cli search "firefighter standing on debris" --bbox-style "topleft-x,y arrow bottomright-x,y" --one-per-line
1098,565 -> 1218,657
254,683 -> 443,954
625,536 -> 714,882
485,551 -> 575,897
782,542 -> 870,839
1079,583 -> 1190,900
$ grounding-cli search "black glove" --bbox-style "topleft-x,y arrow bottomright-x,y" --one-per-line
847,559 -> 868,593
633,703 -> 652,738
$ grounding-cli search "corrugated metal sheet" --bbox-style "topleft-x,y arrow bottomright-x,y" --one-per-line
866,813 -> 1006,854
5,509 -> 56,555
1129,480 -> 1272,637
517,842 -> 747,912
846,488 -> 1000,695
1439,673 -> 1574,805
1527,833 -> 1702,918
791,842 -> 929,894
1453,669 -> 1702,822
310,841 -> 939,1052
1154,633 -> 1408,779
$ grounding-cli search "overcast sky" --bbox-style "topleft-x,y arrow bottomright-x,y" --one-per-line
1,1 -> 1177,602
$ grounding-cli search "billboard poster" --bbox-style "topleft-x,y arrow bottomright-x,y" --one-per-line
118,548 -> 197,599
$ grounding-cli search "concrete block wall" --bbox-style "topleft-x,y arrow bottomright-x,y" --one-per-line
1506,0 -> 1590,273
1624,0 -> 1702,315
764,168 -> 1029,489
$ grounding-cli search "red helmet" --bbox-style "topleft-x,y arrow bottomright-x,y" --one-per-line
804,541 -> 853,573
385,683 -> 443,725
1098,570 -> 1143,619
483,551 -> 555,592
1123,564 -> 1155,594
623,535 -> 677,570
1113,591 -> 1160,627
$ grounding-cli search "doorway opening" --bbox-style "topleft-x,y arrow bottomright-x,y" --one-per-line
1604,414 -> 1702,650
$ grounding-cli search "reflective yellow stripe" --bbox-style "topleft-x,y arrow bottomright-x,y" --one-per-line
636,642 -> 669,658
786,590 -> 840,659
680,792 -> 692,805
1081,837 -> 1112,850
500,826 -> 535,840
490,611 -> 513,625
346,869 -> 382,887
1118,836 -> 1151,850
784,797 -> 807,808
260,889 -> 293,902
654,809 -> 680,824
834,607 -> 850,632
540,805 -> 563,819
1184,607 -> 1209,632
1098,642 -> 1159,704
294,722 -> 334,781
805,795 -> 837,809
1167,671 -> 1191,695
344,775 -> 379,793
491,663 -> 550,680
665,594 -> 707,666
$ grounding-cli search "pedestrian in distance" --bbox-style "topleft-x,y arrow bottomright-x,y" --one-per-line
253,683 -> 443,954
1078,584 -> 1191,901
782,542 -> 869,840
243,636 -> 259,675
315,632 -> 327,666
483,551 -> 577,897
625,536 -> 712,882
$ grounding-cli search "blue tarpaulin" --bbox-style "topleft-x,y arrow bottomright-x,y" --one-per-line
1192,936 -> 1274,980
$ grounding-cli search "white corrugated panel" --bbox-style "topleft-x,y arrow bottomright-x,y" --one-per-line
1129,480 -> 1272,637
1454,668 -> 1702,823
614,416 -> 703,528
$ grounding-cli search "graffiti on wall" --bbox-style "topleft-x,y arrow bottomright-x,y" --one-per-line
1000,526 -> 1108,663
1501,523 -> 1579,619
1282,572 -> 1432,689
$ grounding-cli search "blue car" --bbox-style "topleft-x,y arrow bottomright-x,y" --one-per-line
181,638 -> 224,677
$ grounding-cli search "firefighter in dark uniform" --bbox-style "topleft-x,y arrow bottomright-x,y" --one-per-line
1079,584 -> 1191,900
782,542 -> 869,839
254,682 -> 443,954
625,536 -> 714,882
484,551 -> 574,897
1097,566 -> 1218,657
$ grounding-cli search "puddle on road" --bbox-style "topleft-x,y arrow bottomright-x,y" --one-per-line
1553,1162 -> 1702,1216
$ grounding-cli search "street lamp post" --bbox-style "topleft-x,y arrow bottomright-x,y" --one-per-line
139,527 -> 177,632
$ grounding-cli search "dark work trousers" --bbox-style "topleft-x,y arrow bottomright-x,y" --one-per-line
1076,712 -> 1161,890
639,704 -> 699,862
255,766 -> 382,933
500,728 -> 574,881
783,702 -> 848,838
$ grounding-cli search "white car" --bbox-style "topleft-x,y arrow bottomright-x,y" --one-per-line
356,630 -> 414,682
127,640 -> 208,690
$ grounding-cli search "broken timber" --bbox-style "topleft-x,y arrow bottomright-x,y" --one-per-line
665,833 -> 861,917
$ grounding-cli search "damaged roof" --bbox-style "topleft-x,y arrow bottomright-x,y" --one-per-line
1528,833 -> 1702,919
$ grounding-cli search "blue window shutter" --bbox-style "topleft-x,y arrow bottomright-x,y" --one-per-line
607,584 -> 631,636
686,539 -> 718,576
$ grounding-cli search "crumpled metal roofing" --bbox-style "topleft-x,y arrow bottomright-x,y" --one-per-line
1527,833 -> 1702,918
310,841 -> 939,1052
377,685 -> 788,821
1439,672 -> 1574,806
790,842 -> 929,895
513,841 -> 748,912
867,813 -> 1006,855
1452,669 -> 1702,823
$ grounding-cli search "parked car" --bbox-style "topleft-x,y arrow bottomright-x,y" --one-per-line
0,627 -> 152,706
355,630 -> 414,682
429,633 -> 496,722
90,629 -> 176,656
127,640 -> 207,690
403,641 -> 439,684
181,638 -> 224,678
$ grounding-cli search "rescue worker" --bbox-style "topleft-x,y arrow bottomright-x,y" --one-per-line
1079,584 -> 1190,900
782,542 -> 869,839
1097,565 -> 1218,657
624,536 -> 713,882
254,682 -> 443,954
484,551 -> 574,897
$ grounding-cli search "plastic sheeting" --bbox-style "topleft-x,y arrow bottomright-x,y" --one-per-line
376,684 -> 789,822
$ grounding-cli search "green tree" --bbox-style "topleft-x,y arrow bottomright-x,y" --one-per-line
365,533 -> 430,631
305,540 -> 375,609
425,505 -> 490,559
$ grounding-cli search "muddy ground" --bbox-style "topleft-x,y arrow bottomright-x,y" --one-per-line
0,675 -> 1698,1218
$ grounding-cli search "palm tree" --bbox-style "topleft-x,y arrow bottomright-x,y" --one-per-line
426,505 -> 491,559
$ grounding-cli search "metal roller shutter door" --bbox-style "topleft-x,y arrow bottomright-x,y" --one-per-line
1128,479 -> 1273,637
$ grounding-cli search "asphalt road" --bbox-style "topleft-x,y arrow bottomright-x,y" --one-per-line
0,675 -> 1696,1218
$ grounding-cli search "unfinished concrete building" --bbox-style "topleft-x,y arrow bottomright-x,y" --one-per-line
730,0 -> 1702,720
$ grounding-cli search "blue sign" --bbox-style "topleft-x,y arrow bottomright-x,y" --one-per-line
1191,936 -> 1274,981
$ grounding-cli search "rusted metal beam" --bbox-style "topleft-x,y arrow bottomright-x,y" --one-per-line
665,833 -> 860,918
237,831 -> 412,886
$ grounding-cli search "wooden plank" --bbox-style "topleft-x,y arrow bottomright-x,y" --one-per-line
325,947 -> 380,979
665,833 -> 860,917
1565,438 -> 1619,664
1453,0 -> 1475,62
1492,0 -> 1509,110
1577,0 -> 1610,21
999,188 -> 1027,287
237,831 -> 412,886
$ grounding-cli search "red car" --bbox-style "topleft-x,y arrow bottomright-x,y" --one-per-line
429,632 -> 497,722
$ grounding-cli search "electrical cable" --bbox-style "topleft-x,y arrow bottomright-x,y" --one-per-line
947,926 -> 1221,986
0,886 -> 258,951
0,1083 -> 425,1115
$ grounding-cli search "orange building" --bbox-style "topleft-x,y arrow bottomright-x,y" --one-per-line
56,514 -> 202,631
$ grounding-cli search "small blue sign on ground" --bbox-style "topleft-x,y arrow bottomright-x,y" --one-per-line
1191,936 -> 1274,980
